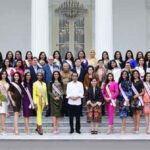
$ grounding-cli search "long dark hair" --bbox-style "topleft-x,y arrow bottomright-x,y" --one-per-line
143,72 -> 150,82
125,50 -> 134,61
136,51 -> 144,63
108,60 -> 118,70
86,65 -> 94,74
5,51 -> 14,64
12,72 -> 22,84
65,51 -> 74,62
102,51 -> 109,60
0,70 -> 10,83
137,57 -> 146,72
145,51 -> 150,68
15,50 -> 22,60
118,70 -> 129,84
15,59 -> 24,70
51,71 -> 63,86
0,52 -> 3,68
53,50 -> 62,64
95,59 -> 104,72
131,70 -> 141,82
25,51 -> 33,60
114,51 -> 123,61
105,73 -> 114,85
23,72 -> 33,88
38,51 -> 48,63
2,59 -> 11,70
78,50 -> 86,59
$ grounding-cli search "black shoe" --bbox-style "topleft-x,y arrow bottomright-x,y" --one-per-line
69,130 -> 74,134
76,131 -> 81,134
45,114 -> 50,117
91,131 -> 95,134
94,131 -> 98,134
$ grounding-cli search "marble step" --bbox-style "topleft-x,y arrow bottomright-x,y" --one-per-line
2,127 -> 148,133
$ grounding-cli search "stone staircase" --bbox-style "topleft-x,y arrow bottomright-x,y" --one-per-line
5,112 -> 147,134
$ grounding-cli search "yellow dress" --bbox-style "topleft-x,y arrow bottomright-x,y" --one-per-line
33,80 -> 48,126
88,58 -> 97,67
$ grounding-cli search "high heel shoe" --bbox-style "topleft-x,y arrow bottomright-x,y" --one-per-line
107,126 -> 113,135
13,129 -> 19,135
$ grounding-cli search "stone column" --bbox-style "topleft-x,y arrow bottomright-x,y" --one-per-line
95,0 -> 113,59
31,0 -> 49,57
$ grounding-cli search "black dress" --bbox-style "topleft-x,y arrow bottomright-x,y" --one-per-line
131,80 -> 144,111
8,83 -> 22,112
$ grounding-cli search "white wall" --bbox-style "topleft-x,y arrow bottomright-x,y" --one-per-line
113,0 -> 147,57
0,0 -> 31,58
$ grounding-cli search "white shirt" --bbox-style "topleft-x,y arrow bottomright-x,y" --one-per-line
66,81 -> 84,105
76,67 -> 81,76
49,64 -> 54,73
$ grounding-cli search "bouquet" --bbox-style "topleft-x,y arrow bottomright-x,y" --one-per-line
0,91 -> 6,102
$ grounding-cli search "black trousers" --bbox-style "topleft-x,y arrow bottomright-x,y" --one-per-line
45,94 -> 51,116
68,104 -> 81,132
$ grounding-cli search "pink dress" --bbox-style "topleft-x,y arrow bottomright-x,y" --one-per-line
102,81 -> 119,125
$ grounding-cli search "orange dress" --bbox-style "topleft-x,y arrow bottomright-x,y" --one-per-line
143,92 -> 150,114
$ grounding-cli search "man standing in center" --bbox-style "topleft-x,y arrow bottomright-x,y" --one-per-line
66,72 -> 84,134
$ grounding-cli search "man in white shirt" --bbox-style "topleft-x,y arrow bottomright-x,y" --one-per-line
66,72 -> 84,134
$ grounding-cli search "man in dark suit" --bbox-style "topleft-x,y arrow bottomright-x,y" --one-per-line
43,56 -> 59,117
28,57 -> 41,82
72,58 -> 85,82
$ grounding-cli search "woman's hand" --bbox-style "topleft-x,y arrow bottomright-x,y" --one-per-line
12,100 -> 16,107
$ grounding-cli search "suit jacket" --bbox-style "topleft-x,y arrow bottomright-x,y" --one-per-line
72,68 -> 85,82
28,65 -> 41,82
43,64 -> 59,85
87,87 -> 103,102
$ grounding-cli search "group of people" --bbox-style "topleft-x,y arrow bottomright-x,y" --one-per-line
0,49 -> 150,136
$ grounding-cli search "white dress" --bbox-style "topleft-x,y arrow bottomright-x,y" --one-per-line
0,81 -> 9,114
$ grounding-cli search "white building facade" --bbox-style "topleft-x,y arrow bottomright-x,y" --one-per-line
0,0 -> 149,59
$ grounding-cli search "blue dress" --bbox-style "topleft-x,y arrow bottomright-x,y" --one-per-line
118,80 -> 133,119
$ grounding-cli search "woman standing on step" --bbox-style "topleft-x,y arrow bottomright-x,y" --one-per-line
48,71 -> 64,134
0,70 -> 10,135
118,70 -> 133,134
130,70 -> 144,134
33,69 -> 48,135
8,72 -> 22,135
143,73 -> 150,134
102,73 -> 119,134
22,70 -> 34,134
87,78 -> 103,134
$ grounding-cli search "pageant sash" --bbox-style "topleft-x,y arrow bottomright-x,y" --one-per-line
143,82 -> 150,102
22,83 -> 35,109
119,84 -> 129,106
25,60 -> 30,68
132,83 -> 144,106
106,84 -> 116,107
52,84 -> 63,97
11,82 -> 22,95
35,82 -> 46,100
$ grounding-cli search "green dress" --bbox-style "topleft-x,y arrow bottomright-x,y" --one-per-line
48,81 -> 63,117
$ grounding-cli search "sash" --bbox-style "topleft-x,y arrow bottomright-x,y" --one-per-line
25,60 -> 30,68
66,60 -> 73,69
119,83 -> 129,106
106,84 -> 116,107
35,82 -> 46,100
22,83 -> 35,109
132,83 -> 144,106
52,84 -> 63,97
11,82 -> 22,95
143,82 -> 150,102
